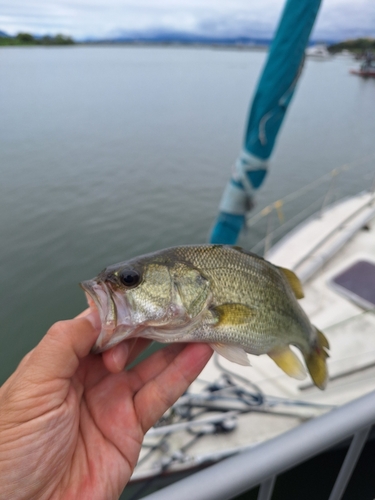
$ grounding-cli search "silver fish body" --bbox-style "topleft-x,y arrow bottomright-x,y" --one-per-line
81,245 -> 329,389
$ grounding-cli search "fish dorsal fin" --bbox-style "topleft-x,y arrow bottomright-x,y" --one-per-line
231,246 -> 263,260
213,303 -> 256,326
277,267 -> 304,299
231,245 -> 245,253
268,346 -> 307,380
210,343 -> 250,366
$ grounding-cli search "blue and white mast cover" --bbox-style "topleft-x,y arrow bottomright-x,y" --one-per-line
210,0 -> 322,245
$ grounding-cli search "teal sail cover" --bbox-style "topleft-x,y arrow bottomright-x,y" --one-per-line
210,0 -> 322,245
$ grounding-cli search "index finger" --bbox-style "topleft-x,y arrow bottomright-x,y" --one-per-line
134,343 -> 212,433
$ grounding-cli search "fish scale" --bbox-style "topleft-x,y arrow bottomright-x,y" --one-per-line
81,244 -> 330,389
171,246 -> 309,350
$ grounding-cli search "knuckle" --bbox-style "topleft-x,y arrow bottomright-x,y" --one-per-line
45,320 -> 74,351
152,380 -> 174,409
47,320 -> 70,339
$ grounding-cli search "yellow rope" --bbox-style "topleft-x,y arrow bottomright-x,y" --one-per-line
274,200 -> 284,224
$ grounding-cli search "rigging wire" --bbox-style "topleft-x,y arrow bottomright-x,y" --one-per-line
245,155 -> 375,255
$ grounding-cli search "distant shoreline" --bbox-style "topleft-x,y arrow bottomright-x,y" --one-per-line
1,32 -> 374,54
0,39 -> 270,51
80,41 -> 270,50
0,33 -> 74,47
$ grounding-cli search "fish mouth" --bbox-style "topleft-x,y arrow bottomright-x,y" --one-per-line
80,279 -> 138,353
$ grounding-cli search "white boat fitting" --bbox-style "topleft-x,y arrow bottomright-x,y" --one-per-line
128,175 -> 375,500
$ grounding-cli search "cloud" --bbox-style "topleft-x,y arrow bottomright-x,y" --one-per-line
0,0 -> 374,40
0,0 -> 286,38
313,0 -> 375,39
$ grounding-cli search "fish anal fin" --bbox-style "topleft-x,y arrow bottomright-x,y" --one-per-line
210,343 -> 250,366
268,346 -> 307,380
304,327 -> 330,390
277,267 -> 304,299
213,303 -> 255,326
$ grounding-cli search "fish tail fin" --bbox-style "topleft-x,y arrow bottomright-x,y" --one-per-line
305,327 -> 330,390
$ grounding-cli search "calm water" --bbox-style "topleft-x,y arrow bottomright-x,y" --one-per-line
0,46 -> 374,383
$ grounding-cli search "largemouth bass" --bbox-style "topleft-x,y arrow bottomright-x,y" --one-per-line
81,245 -> 329,389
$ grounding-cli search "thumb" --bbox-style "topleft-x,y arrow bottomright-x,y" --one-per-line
28,310 -> 101,382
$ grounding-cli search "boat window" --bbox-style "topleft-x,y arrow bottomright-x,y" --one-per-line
330,260 -> 375,310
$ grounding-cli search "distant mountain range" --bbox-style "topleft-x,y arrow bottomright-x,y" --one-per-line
93,31 -> 273,46
84,28 -> 340,46
0,26 -> 354,47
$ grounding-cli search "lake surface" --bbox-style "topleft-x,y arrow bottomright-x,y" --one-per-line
0,46 -> 374,383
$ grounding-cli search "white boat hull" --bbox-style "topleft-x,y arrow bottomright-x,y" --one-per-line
130,190 -> 375,486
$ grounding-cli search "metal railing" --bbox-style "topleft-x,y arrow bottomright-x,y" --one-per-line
143,390 -> 375,500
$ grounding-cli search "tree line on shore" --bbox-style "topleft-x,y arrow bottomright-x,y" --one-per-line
327,38 -> 375,54
0,31 -> 374,52
0,32 -> 74,46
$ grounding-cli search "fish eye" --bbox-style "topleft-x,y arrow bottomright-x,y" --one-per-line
119,269 -> 141,288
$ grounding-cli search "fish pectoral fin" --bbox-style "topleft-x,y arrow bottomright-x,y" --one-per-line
210,343 -> 250,366
277,267 -> 304,299
213,303 -> 256,326
208,304 -> 253,365
268,346 -> 307,380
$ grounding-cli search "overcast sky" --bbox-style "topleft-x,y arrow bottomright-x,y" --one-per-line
1,0 -> 374,41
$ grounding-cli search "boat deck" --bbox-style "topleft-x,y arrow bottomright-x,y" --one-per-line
267,191 -> 375,282
268,191 -> 375,404
132,191 -> 375,482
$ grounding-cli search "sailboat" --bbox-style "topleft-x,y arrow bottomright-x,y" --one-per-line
124,1 -> 375,498
127,166 -> 375,500
305,44 -> 330,59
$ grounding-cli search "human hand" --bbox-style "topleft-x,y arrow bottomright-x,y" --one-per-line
0,309 -> 212,500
